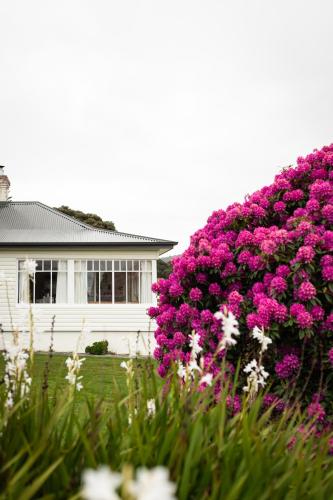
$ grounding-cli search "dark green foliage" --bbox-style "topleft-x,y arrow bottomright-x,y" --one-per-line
157,259 -> 172,278
85,340 -> 109,355
56,205 -> 116,231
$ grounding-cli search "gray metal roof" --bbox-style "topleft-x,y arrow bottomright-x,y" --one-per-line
0,202 -> 177,248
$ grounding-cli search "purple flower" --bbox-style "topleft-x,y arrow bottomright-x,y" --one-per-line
275,354 -> 300,379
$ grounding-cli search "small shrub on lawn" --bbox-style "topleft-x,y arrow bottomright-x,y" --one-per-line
85,340 -> 109,355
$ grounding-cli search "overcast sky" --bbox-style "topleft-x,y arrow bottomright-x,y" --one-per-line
1,1 -> 332,255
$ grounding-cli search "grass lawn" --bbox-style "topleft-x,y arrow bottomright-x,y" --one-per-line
0,353 -> 155,405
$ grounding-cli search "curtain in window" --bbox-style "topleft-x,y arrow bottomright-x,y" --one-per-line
75,272 -> 87,303
56,272 -> 67,303
18,272 -> 29,303
140,272 -> 152,303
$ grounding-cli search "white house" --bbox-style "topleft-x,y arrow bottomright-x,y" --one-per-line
0,168 -> 176,354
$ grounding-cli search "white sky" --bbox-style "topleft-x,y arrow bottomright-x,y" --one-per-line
1,1 -> 332,255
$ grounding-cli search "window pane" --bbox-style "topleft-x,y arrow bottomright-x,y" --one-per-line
127,260 -> 133,271
107,260 -> 112,271
36,260 -> 43,271
114,272 -> 126,303
121,260 -> 126,271
75,271 -> 87,303
133,260 -> 139,271
127,272 -> 139,303
94,261 -> 99,271
100,272 -> 113,303
100,260 -> 106,271
75,260 -> 81,272
114,261 -> 120,271
58,260 -> 67,271
35,272 -> 51,303
88,272 -> 100,303
18,272 -> 33,303
140,272 -> 152,303
87,260 -> 93,271
18,260 -> 25,270
52,271 -> 67,303
52,260 -> 58,271
44,260 -> 51,271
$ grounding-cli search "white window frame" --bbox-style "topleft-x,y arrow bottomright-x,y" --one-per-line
17,258 -> 69,305
74,259 -> 153,305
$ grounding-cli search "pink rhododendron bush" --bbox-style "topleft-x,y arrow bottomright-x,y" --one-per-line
149,144 -> 333,417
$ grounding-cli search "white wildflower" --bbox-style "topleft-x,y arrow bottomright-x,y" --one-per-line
22,259 -> 37,277
177,362 -> 187,380
243,359 -> 258,373
147,399 -> 156,417
188,331 -> 202,356
251,326 -> 272,352
188,360 -> 201,374
65,353 -> 85,391
82,466 -> 121,500
3,335 -> 32,410
243,359 -> 269,397
129,466 -> 177,500
215,309 -> 240,350
128,408 -> 138,426
177,360 -> 202,383
199,373 -> 213,387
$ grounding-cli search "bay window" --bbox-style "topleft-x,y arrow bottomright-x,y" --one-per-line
18,258 -> 154,305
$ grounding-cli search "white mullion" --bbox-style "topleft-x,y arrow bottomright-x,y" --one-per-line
50,263 -> 53,304
98,260 -> 100,303
138,263 -> 141,303
125,260 -> 128,304
112,260 -> 115,304
68,260 -> 74,304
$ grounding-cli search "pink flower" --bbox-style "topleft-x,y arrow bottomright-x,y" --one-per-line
295,245 -> 315,263
169,283 -> 184,297
296,311 -> 313,329
208,283 -> 221,296
311,305 -> 325,321
189,287 -> 203,302
269,276 -> 287,295
307,402 -> 326,423
322,266 -> 333,281
273,201 -> 286,213
260,239 -> 277,255
297,281 -> 316,301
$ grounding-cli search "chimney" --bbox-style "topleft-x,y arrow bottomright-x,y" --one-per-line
0,167 -> 10,202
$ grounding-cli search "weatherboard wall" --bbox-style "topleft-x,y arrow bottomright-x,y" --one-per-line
0,247 -> 159,355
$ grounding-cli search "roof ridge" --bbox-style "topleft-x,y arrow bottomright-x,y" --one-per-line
35,202 -> 103,231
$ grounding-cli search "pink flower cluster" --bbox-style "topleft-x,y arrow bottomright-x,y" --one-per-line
275,354 -> 300,379
149,143 -> 333,408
